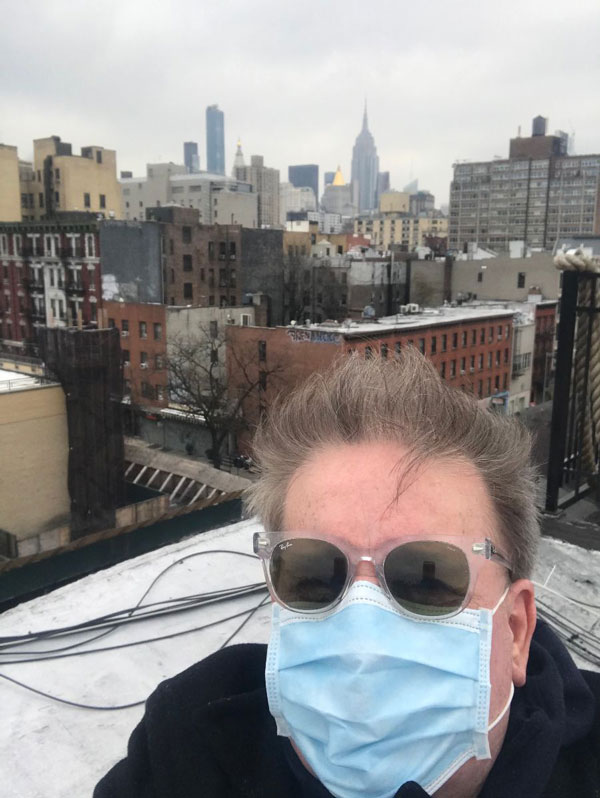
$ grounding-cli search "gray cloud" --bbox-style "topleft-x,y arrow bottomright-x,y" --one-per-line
1,0 -> 599,204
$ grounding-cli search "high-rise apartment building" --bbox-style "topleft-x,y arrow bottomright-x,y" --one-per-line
288,165 -> 319,207
449,117 -> 600,252
351,106 -> 380,212
206,105 -> 225,175
184,141 -> 200,173
234,155 -> 280,227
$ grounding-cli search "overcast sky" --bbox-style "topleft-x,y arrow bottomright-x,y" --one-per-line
1,0 -> 599,205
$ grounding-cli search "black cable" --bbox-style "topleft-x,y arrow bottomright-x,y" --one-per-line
0,594 -> 269,710
0,583 -> 267,665
0,587 -> 268,664
0,549 -> 260,648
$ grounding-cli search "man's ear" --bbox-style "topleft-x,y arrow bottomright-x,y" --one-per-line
508,579 -> 536,687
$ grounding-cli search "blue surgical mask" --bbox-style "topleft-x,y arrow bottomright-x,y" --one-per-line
266,580 -> 512,798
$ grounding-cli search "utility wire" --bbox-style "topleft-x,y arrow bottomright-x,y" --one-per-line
0,549 -> 268,710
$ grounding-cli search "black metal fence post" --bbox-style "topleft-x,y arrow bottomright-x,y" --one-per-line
546,270 -> 579,512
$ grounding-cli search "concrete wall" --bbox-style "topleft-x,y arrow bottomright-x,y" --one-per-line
451,254 -> 561,302
137,414 -> 213,458
0,384 -> 70,540
100,220 -> 163,302
509,321 -> 535,414
0,145 -> 21,222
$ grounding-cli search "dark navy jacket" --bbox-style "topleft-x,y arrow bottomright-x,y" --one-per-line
94,621 -> 600,797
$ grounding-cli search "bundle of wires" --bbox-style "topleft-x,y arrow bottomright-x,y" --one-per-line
0,549 -> 269,710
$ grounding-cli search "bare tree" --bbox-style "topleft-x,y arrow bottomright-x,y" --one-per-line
167,323 -> 284,468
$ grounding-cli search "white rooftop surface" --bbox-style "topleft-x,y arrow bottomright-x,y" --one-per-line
0,368 -> 42,392
2,519 -> 600,798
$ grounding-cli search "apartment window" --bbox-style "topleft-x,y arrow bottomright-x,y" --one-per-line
441,334 -> 447,352
503,373 -> 508,390
208,241 -> 215,259
108,318 -> 115,328
460,357 -> 466,374
365,346 -> 373,359
99,194 -> 106,209
210,320 -> 218,339
461,331 -> 467,347
494,375 -> 500,391
170,269 -> 175,283
450,360 -> 456,377
505,325 -> 510,339
182,226 -> 192,244
517,272 -> 526,288
153,322 -> 162,340
122,319 -> 129,334
488,352 -> 492,368
431,336 -> 437,354
497,325 -> 503,340
139,321 -> 147,339
155,354 -> 164,370
452,332 -> 458,349
478,380 -> 483,398
209,295 -> 215,306
395,341 -> 402,355
441,361 -> 446,378
418,338 -> 425,354
39,193 -> 44,208
169,239 -> 174,255
477,272 -> 483,283
183,283 -> 193,299
259,371 -> 268,391
488,326 -> 493,343
124,379 -> 131,396
84,192 -> 91,208
183,254 -> 192,271
200,268 -> 205,282
504,348 -> 509,364
495,350 -> 501,366
381,342 -> 388,359
121,349 -> 130,365
140,351 -> 148,365
258,340 -> 267,362
487,377 -> 491,395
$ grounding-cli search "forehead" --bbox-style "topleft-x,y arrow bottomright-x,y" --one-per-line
283,441 -> 497,546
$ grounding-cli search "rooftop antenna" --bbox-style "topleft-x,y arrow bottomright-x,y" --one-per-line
517,125 -> 521,137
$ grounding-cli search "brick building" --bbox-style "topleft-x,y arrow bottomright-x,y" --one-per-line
533,301 -> 557,403
0,216 -> 101,354
102,301 -> 167,407
229,306 -> 514,449
146,207 -> 242,309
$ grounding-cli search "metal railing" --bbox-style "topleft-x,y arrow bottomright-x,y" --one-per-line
546,269 -> 600,511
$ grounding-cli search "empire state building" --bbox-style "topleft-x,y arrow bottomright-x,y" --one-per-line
351,105 -> 379,212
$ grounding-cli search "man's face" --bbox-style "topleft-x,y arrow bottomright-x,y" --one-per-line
282,440 -> 527,797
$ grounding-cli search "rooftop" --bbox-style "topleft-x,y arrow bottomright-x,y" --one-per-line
0,369 -> 52,393
1,516 -> 600,797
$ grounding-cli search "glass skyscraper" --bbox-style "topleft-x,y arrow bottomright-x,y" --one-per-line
206,105 -> 225,175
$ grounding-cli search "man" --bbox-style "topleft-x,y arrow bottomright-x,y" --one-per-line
95,350 -> 600,797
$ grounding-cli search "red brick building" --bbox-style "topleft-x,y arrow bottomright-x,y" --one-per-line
102,301 -> 167,407
0,218 -> 101,354
228,306 -> 514,450
533,300 -> 557,403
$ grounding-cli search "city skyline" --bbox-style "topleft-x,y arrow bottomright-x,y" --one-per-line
1,0 -> 599,205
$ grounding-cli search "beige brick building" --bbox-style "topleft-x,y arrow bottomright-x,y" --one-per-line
234,155 -> 279,228
22,136 -> 122,220
0,145 -> 21,223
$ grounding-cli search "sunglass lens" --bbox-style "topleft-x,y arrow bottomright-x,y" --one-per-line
270,539 -> 348,611
384,541 -> 469,616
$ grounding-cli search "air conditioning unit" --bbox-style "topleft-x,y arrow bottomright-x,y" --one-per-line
122,330 -> 129,337
460,370 -> 466,375
140,363 -> 148,369
407,303 -> 420,313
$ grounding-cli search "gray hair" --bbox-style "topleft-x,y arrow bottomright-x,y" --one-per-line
245,348 -> 539,579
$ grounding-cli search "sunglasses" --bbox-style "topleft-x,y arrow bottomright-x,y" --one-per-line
254,531 -> 512,619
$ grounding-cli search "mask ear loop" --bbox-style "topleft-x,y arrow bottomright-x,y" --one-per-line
491,585 -> 510,615
488,682 -> 515,731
